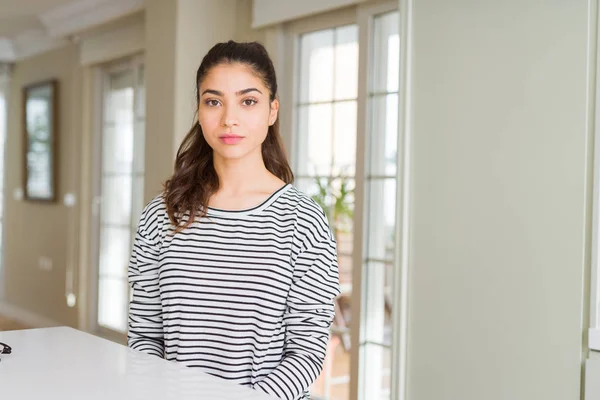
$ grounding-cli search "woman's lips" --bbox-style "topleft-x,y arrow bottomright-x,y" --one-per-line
219,134 -> 244,145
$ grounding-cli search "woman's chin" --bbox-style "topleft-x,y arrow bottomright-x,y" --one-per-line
213,147 -> 251,161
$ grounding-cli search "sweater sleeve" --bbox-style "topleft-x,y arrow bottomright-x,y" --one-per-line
127,197 -> 166,358
253,235 -> 341,400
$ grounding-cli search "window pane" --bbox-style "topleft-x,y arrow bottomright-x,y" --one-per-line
298,104 -> 333,176
134,119 -> 145,174
297,25 -> 358,400
334,25 -> 359,100
99,226 -> 131,279
369,94 -> 398,177
366,178 -> 396,260
362,260 -> 393,400
295,177 -> 320,198
131,175 -> 144,228
105,71 -> 134,124
136,65 -> 145,118
372,11 -> 400,93
98,277 -> 128,333
103,124 -> 134,174
97,62 -> 145,335
333,101 -> 357,176
101,175 -> 133,225
311,332 -> 351,399
360,12 -> 400,400
299,29 -> 334,103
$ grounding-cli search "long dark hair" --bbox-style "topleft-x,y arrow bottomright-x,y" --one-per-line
164,41 -> 294,230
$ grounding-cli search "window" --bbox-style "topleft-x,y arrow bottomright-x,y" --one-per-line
0,64 -> 8,299
293,22 -> 358,400
359,9 -> 399,400
94,57 -> 145,335
286,2 -> 400,399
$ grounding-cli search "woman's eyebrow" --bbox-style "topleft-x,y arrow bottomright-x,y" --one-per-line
200,88 -> 262,97
201,89 -> 223,96
236,88 -> 262,96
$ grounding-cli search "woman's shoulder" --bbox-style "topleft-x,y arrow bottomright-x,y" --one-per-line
281,185 -> 333,241
138,193 -> 168,232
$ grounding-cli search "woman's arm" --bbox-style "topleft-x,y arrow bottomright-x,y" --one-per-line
127,199 -> 165,358
253,237 -> 341,400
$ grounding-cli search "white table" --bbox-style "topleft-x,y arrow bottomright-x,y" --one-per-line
0,327 -> 276,400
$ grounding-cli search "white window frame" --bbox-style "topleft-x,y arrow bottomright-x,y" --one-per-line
89,54 -> 145,342
285,8 -> 359,400
356,4 -> 404,400
0,63 -> 10,302
283,2 -> 408,399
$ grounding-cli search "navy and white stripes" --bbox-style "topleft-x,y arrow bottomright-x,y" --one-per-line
128,184 -> 340,400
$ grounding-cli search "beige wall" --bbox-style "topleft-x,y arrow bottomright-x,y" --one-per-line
3,44 -> 82,327
235,0 -> 267,44
0,0 -> 267,330
405,1 -> 588,399
144,0 -> 248,202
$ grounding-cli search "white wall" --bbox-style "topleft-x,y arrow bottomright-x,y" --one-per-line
252,0 -> 367,28
404,1 -> 588,400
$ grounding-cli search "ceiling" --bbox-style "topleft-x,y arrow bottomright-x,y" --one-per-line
0,0 -> 73,37
0,0 -> 144,62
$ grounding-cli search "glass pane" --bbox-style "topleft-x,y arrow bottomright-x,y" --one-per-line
372,11 -> 400,93
361,260 -> 393,400
0,94 -> 4,271
366,178 -> 396,260
337,254 -> 353,297
312,256 -> 353,400
295,177 -> 320,198
334,25 -> 359,100
101,175 -> 133,225
134,119 -> 145,174
136,65 -> 145,118
103,124 -> 134,174
98,277 -> 128,333
369,94 -> 398,177
308,176 -> 354,234
299,29 -> 334,103
333,101 -> 357,175
105,70 -> 134,124
297,104 -> 333,176
99,226 -> 131,279
311,333 -> 351,399
131,175 -> 144,228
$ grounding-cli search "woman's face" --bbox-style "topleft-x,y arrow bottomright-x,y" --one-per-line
198,63 -> 278,162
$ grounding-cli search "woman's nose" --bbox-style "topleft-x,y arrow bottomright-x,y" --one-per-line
221,106 -> 238,127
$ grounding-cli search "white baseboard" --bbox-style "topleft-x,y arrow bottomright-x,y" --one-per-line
0,301 -> 62,328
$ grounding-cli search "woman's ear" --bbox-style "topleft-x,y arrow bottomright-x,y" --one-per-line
269,99 -> 279,126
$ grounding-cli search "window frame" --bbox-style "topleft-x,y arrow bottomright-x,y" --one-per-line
282,2 -> 406,399
0,64 -> 10,302
89,54 -> 145,343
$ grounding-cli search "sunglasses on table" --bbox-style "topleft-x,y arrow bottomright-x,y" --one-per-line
0,341 -> 11,362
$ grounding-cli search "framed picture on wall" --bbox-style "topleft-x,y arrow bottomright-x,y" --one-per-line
23,79 -> 58,202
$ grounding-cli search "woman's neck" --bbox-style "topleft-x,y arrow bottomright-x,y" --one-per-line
212,151 -> 279,195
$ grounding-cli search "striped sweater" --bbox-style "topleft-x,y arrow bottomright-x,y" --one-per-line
127,184 -> 341,400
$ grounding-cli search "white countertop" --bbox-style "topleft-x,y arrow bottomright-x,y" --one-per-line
0,326 -> 276,400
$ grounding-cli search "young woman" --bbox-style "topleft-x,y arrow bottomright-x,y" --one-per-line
127,41 -> 340,400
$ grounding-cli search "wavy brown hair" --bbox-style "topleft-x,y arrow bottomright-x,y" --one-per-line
164,41 -> 294,230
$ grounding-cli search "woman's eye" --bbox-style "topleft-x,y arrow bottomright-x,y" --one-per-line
242,99 -> 257,106
205,99 -> 220,107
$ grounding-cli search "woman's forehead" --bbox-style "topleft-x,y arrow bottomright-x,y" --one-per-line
200,63 -> 266,92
